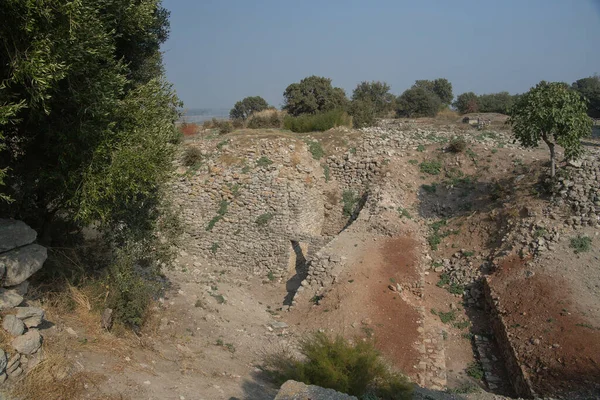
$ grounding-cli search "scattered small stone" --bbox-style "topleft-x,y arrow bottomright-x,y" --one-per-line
269,321 -> 288,330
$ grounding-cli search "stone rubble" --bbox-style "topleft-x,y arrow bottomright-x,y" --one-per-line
0,219 -> 48,385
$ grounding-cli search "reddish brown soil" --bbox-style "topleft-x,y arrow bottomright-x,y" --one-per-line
489,257 -> 600,397
287,235 -> 421,377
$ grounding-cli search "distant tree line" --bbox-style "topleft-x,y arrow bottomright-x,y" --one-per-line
228,74 -> 599,133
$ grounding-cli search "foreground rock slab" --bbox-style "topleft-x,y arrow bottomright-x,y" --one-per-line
0,219 -> 37,253
2,315 -> 25,336
274,380 -> 358,400
11,329 -> 42,355
15,306 -> 45,328
1,244 -> 47,286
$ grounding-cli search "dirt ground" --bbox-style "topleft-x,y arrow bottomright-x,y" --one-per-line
11,123 -> 600,400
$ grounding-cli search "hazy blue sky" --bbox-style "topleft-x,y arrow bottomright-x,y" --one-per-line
161,0 -> 600,110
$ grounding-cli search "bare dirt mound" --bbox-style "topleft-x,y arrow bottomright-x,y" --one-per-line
287,234 -> 422,376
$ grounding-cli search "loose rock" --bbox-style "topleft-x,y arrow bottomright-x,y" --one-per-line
1,244 -> 47,286
11,329 -> 42,355
15,306 -> 45,328
3,315 -> 25,336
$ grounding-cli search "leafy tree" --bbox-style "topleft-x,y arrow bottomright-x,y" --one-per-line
396,87 -> 442,118
454,92 -> 479,114
413,78 -> 453,105
508,81 -> 591,177
348,99 -> 376,128
351,81 -> 394,116
283,76 -> 348,116
572,75 -> 600,118
0,0 -> 180,326
478,92 -> 515,113
229,96 -> 270,120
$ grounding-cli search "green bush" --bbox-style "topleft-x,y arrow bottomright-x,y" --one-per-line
419,160 -> 442,175
396,87 -> 442,118
307,141 -> 325,160
570,235 -> 592,254
107,249 -> 156,328
342,190 -> 358,216
183,146 -> 202,166
230,96 -> 269,120
351,81 -> 395,117
283,76 -> 348,116
284,109 -> 352,133
348,99 -> 376,128
264,332 -> 412,399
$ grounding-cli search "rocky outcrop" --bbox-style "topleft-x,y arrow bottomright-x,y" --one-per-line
274,380 -> 357,400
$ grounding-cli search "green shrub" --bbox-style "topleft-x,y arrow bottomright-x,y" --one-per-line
466,361 -> 484,380
256,156 -> 273,167
307,141 -> 325,160
183,146 -> 202,167
323,164 -> 330,182
256,213 -> 274,226
107,250 -> 155,328
342,190 -> 358,216
264,332 -> 412,399
570,235 -> 592,254
283,109 -> 352,133
419,160 -> 442,175
348,99 -> 376,128
283,76 -> 348,116
230,96 -> 269,120
447,137 -> 467,153
217,200 -> 228,215
396,87 -> 441,118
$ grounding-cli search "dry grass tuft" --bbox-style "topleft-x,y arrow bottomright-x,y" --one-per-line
11,347 -> 111,400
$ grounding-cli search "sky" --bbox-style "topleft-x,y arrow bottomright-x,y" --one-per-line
161,0 -> 600,110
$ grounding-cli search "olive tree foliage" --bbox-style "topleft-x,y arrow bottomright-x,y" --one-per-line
396,87 -> 442,118
351,81 -> 395,117
453,92 -> 479,114
283,76 -> 348,116
572,75 -> 600,118
229,96 -> 269,120
508,81 -> 592,177
0,0 -> 181,326
413,78 -> 453,105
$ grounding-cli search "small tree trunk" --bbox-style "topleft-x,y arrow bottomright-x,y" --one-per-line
541,132 -> 556,178
549,142 -> 556,177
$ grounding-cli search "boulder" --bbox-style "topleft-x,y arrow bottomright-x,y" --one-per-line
1,244 -> 47,286
15,307 -> 45,328
0,289 -> 23,310
275,380 -> 357,400
0,219 -> 37,253
11,329 -> 42,355
3,315 -> 25,336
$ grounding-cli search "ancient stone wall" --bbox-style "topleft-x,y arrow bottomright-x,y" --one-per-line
173,134 -> 387,279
